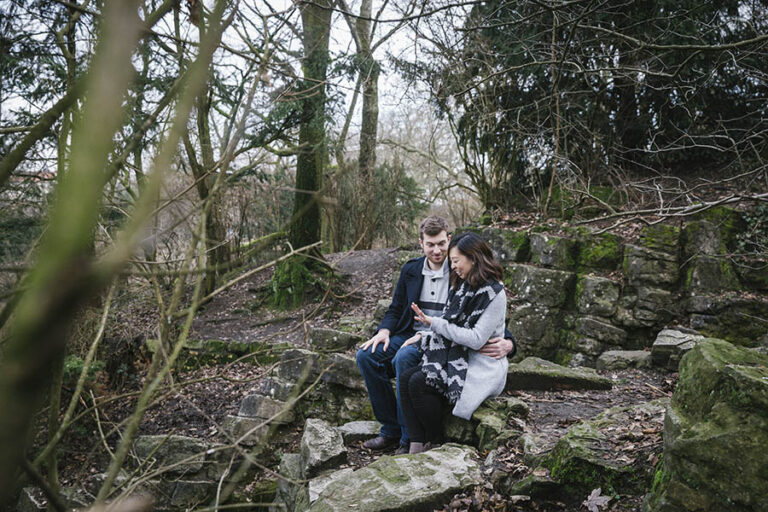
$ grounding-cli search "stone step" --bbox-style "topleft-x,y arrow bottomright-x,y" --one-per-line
506,357 -> 612,391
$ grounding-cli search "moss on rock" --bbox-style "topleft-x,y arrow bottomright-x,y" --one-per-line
645,339 -> 768,511
578,232 -> 624,271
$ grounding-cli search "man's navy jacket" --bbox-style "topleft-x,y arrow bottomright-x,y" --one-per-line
377,256 -> 516,353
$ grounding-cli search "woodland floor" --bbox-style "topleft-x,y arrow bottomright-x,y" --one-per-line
47,224 -> 679,512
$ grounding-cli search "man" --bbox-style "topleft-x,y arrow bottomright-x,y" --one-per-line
356,216 -> 516,454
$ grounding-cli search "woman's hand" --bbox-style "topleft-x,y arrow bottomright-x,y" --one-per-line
401,333 -> 422,347
411,303 -> 432,326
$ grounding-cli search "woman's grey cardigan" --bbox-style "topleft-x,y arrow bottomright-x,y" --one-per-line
426,289 -> 508,420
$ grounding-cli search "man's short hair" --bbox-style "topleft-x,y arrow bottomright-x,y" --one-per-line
419,216 -> 450,239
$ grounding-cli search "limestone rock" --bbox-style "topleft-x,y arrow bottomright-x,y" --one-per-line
644,339 -> 768,512
638,224 -> 680,254
133,435 -> 209,476
260,376 -> 297,401
506,357 -> 612,391
16,487 -> 90,512
482,227 -> 530,263
685,256 -> 740,293
575,316 -> 627,345
634,287 -> 677,325
503,471 -> 566,501
16,488 -> 45,512
373,299 -> 390,324
596,350 -> 652,370
650,329 -> 704,370
310,328 -> 363,352
272,453 -> 308,512
239,394 -> 295,424
734,256 -> 768,291
685,295 -> 768,346
301,419 -> 347,478
542,400 -> 667,497
298,385 -> 373,425
682,219 -> 740,293
444,397 -> 528,451
336,316 -> 370,334
575,276 -> 620,318
321,353 -> 365,391
223,415 -> 269,446
170,480 -> 215,508
505,264 -> 576,308
336,421 -> 381,444
309,468 -> 355,503
507,304 -> 563,360
578,232 -> 623,271
277,349 -> 322,382
308,444 -> 482,512
529,233 -> 578,270
623,245 -> 678,286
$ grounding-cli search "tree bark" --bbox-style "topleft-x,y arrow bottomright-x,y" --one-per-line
355,0 -> 379,249
290,0 -> 332,252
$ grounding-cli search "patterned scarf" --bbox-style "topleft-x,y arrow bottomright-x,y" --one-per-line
419,279 -> 504,404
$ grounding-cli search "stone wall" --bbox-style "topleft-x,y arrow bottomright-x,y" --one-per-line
474,208 -> 768,367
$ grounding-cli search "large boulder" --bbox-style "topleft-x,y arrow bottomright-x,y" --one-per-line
308,444 -> 483,512
506,357 -> 612,391
644,338 -> 768,512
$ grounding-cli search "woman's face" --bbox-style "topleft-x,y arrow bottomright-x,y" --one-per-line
449,246 -> 473,280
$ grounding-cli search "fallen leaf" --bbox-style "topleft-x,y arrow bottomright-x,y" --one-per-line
582,487 -> 612,512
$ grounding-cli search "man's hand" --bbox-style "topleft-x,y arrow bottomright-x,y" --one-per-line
361,329 -> 391,353
478,337 -> 515,359
401,333 -> 422,348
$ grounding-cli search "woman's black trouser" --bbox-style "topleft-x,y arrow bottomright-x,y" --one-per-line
399,365 -> 447,443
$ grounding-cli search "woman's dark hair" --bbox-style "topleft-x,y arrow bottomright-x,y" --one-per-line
448,232 -> 504,289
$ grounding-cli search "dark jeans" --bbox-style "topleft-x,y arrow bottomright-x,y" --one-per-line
399,365 -> 447,444
356,335 -> 420,445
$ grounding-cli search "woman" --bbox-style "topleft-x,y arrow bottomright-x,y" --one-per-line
399,232 -> 508,454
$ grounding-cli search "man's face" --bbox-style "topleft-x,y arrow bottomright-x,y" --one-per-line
419,231 -> 450,268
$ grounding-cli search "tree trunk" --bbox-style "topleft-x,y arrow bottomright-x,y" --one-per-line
189,6 -> 230,294
355,0 -> 379,249
290,0 -> 332,252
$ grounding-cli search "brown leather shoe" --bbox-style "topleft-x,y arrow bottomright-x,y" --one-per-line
362,436 -> 399,451
394,444 -> 409,455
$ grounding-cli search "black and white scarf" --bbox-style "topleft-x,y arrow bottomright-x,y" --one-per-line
419,279 -> 504,404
